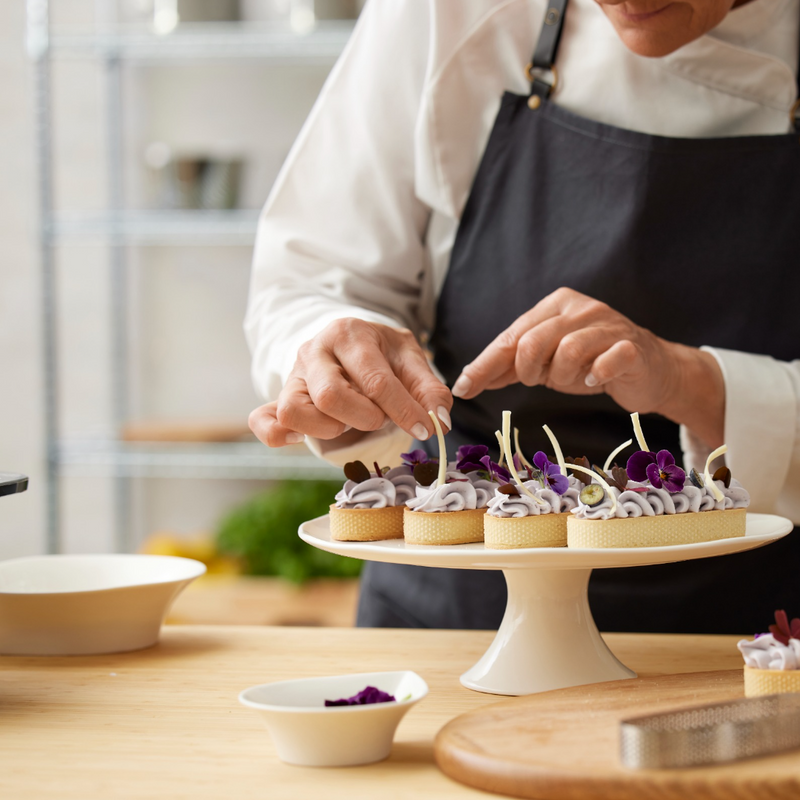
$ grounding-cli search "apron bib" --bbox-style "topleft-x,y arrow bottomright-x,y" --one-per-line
357,1 -> 800,632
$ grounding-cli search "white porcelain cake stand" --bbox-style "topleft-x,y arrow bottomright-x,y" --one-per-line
300,513 -> 793,696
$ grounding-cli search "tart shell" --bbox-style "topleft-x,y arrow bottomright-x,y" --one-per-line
484,513 -> 567,549
403,507 -> 485,545
329,504 -> 404,542
566,507 -> 746,549
744,665 -> 800,697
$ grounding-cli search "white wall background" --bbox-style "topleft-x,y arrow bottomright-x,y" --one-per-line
0,1 -> 341,558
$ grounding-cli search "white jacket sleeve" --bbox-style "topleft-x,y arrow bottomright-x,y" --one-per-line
681,347 -> 800,522
245,0 -> 433,407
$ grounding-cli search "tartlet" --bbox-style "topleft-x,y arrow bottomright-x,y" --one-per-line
483,413 -> 578,549
739,610 -> 800,697
330,461 -> 414,542
566,413 -> 749,549
403,412 -> 487,545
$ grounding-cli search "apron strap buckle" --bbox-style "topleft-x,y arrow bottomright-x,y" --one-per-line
526,63 -> 559,110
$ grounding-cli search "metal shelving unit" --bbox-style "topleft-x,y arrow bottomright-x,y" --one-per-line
27,1 -> 348,553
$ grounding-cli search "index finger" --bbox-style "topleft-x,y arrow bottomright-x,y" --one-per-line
452,293 -> 567,398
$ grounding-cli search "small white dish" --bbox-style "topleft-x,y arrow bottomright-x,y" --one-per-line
239,670 -> 428,767
0,554 -> 206,655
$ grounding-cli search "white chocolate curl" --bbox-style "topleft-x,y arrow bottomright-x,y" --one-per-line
542,424 -> 567,476
429,410 -> 447,487
567,463 -> 618,516
603,439 -> 632,474
514,427 -> 533,470
630,412 -> 649,453
704,444 -> 727,503
502,411 -> 544,505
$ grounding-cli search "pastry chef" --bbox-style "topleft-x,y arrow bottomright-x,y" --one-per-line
246,0 -> 800,633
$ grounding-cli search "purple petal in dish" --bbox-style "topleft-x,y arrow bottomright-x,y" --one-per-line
324,686 -> 396,707
626,450 -> 656,482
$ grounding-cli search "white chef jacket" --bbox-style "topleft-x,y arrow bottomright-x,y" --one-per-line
246,0 -> 800,522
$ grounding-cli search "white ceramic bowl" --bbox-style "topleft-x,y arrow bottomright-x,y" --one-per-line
239,670 -> 428,767
0,554 -> 206,655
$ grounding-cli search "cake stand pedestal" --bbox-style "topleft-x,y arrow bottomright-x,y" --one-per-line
299,513 -> 793,696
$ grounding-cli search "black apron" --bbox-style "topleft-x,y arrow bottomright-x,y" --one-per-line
357,0 -> 800,634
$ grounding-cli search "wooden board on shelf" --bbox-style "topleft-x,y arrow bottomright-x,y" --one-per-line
166,575 -> 360,627
434,669 -> 800,800
121,420 -> 254,443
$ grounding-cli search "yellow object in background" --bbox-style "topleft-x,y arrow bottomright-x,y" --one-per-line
140,532 -> 242,575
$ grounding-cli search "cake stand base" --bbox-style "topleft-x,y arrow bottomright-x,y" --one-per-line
461,568 -> 635,695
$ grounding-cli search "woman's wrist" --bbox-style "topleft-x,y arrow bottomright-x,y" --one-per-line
657,341 -> 725,449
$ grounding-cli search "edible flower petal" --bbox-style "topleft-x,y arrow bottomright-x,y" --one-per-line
644,450 -> 686,493
566,455 -> 592,486
769,609 -> 800,646
401,449 -> 435,467
324,686 -> 396,707
626,450 -> 656,482
456,444 -> 490,473
532,451 -> 568,495
478,455 -> 511,484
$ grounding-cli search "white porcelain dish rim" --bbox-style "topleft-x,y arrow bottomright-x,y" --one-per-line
299,512 -> 794,571
0,554 -> 207,595
239,670 -> 429,714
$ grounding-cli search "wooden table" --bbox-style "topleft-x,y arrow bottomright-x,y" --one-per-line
0,626 -> 745,799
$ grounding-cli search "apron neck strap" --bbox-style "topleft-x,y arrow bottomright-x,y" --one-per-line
527,0 -> 569,102
794,13 -> 800,130
527,2 -> 800,130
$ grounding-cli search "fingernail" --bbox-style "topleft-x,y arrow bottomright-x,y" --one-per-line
285,432 -> 305,444
437,406 -> 452,430
343,425 -> 352,432
584,373 -> 598,388
452,375 -> 472,398
411,423 -> 429,441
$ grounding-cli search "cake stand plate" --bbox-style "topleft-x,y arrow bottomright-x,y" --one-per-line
299,513 -> 793,696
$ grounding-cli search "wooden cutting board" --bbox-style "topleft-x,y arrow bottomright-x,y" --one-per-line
434,670 -> 800,800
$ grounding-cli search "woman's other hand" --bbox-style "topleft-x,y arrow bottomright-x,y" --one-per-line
249,319 -> 452,447
452,287 -> 725,446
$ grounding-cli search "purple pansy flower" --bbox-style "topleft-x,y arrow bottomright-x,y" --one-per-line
325,685 -> 396,706
626,450 -> 657,482
456,444 -> 489,472
628,449 -> 686,493
401,449 -> 436,467
478,455 -> 511,484
532,451 -> 568,495
512,453 -> 542,483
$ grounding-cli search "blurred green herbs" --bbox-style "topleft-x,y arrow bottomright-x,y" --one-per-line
215,480 -> 362,584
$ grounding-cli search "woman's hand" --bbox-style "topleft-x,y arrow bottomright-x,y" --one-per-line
249,318 -> 453,447
451,288 -> 725,446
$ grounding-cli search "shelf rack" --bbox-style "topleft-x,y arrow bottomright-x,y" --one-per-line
48,209 -> 262,246
48,21 -> 355,63
27,2 -> 350,553
58,440 -> 340,480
